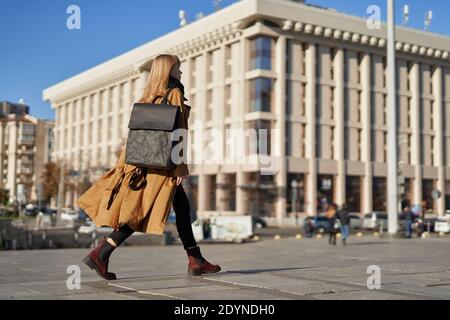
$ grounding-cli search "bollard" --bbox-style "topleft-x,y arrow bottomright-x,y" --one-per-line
336,233 -> 341,238
356,232 -> 363,238
253,235 -> 260,241
316,234 -> 323,239
295,234 -> 302,240
274,235 -> 281,240
373,231 -> 379,237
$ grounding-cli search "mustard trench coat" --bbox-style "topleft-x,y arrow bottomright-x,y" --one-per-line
75,88 -> 190,235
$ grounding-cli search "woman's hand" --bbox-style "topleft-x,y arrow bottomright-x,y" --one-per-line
175,175 -> 187,186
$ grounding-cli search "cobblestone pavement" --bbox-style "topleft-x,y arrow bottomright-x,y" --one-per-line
1,236 -> 449,300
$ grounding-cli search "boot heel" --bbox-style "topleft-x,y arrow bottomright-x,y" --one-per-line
188,268 -> 203,276
82,256 -> 95,270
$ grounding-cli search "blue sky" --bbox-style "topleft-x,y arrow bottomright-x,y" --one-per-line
1,0 -> 449,120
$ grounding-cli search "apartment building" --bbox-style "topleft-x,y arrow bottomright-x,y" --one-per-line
0,101 -> 54,203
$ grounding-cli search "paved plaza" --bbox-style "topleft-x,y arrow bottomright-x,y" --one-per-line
1,235 -> 449,300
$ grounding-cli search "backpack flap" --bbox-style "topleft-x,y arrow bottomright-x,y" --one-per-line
128,103 -> 179,131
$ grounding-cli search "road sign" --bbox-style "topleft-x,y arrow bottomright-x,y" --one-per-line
432,189 -> 441,199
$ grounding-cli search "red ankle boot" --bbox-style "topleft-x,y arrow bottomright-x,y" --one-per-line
82,238 -> 117,280
188,256 -> 222,276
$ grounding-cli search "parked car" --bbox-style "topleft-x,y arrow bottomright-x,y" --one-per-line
78,222 -> 96,234
348,213 -> 363,230
76,209 -> 91,223
364,211 -> 410,231
61,210 -> 79,223
303,215 -> 330,237
362,212 -> 388,230
37,208 -> 57,226
435,215 -> 450,233
252,216 -> 267,229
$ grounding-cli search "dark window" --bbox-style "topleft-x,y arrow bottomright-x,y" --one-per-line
250,78 -> 273,112
250,37 -> 272,70
372,177 -> 387,211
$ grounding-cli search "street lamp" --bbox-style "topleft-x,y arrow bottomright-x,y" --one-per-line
291,179 -> 298,215
387,0 -> 399,234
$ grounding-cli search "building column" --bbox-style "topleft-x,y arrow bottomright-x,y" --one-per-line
410,63 -> 422,205
433,66 -> 446,215
111,85 -> 120,163
101,88 -> 109,166
122,79 -> 133,140
81,95 -> 90,170
133,71 -> 149,102
216,172 -> 226,213
198,53 -> 208,218
361,53 -> 373,213
74,99 -> 82,170
274,35 -> 287,222
216,45 -> 227,215
306,43 -> 317,216
67,100 -> 74,163
92,92 -> 100,167
334,48 -> 346,207
236,37 -> 249,216
60,104 -> 66,160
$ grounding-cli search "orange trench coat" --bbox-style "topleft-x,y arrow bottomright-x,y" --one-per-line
75,88 -> 190,235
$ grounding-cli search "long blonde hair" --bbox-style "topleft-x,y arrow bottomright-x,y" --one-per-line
138,54 -> 180,103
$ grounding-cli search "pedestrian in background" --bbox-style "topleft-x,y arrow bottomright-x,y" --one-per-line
337,203 -> 350,245
325,203 -> 338,245
402,205 -> 415,238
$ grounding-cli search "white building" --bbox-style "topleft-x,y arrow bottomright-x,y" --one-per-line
43,0 -> 450,223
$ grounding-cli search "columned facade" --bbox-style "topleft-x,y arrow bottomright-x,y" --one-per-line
43,0 -> 450,220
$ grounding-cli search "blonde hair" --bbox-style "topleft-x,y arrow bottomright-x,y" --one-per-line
138,54 -> 180,103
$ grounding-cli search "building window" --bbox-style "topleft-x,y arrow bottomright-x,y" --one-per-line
317,175 -> 335,206
346,176 -> 362,213
287,173 -> 306,213
225,85 -> 231,118
357,129 -> 362,161
286,39 -> 292,74
225,45 -> 232,78
250,36 -> 273,70
301,43 -> 307,76
330,87 -> 335,120
249,78 -> 274,112
407,98 -> 411,128
286,121 -> 291,156
373,177 -> 387,211
422,179 -> 435,211
286,80 -> 291,115
301,123 -> 306,158
246,119 -> 272,155
301,82 -> 306,116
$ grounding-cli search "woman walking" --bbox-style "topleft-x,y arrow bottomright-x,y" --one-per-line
75,54 -> 221,280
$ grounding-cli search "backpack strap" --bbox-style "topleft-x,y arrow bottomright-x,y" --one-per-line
161,87 -> 174,105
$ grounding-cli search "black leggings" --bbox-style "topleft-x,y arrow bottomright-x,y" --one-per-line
108,183 -> 197,249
